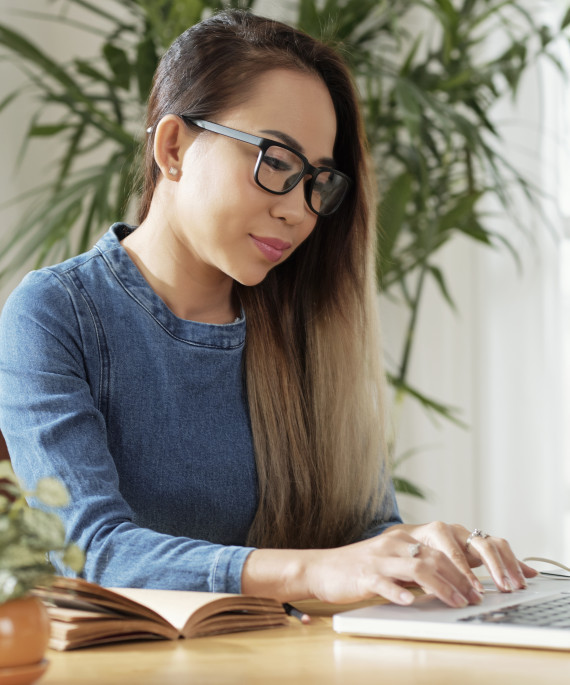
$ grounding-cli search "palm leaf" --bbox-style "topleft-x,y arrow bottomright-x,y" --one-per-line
0,0 -> 567,503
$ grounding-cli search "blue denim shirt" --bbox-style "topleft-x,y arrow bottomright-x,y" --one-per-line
0,224 -> 402,592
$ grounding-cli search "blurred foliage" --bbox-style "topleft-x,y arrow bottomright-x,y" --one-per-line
0,0 -> 568,493
0,461 -> 84,603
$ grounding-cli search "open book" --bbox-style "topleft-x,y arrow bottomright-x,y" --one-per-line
33,577 -> 288,651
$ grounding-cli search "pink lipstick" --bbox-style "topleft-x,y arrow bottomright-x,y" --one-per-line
250,235 -> 292,263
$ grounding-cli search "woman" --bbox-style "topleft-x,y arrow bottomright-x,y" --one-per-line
0,10 -> 535,607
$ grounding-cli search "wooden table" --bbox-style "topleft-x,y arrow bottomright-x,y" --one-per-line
41,604 -> 570,685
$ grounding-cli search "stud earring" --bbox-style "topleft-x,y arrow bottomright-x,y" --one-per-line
168,166 -> 178,176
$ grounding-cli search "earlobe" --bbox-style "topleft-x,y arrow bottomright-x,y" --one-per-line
153,115 -> 188,181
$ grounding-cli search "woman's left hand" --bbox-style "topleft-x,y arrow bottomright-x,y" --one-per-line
391,522 -> 538,593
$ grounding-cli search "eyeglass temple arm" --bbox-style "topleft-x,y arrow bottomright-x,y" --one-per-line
184,118 -> 265,148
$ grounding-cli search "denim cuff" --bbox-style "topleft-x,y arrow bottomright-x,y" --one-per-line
211,545 -> 257,593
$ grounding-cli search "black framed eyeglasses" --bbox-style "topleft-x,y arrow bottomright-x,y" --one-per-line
182,117 -> 351,217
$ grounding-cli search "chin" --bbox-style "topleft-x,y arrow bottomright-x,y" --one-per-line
231,266 -> 275,287
233,274 -> 270,287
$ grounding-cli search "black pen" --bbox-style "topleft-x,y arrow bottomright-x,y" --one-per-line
283,602 -> 311,624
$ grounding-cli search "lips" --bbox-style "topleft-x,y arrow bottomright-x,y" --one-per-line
249,234 -> 292,263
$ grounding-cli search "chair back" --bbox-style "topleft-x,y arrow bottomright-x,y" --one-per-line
0,430 -> 10,463
0,430 -> 14,500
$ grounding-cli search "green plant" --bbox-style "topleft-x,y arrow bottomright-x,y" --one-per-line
0,0 -> 255,270
0,462 -> 84,603
1,0 -> 568,495
295,0 -> 569,448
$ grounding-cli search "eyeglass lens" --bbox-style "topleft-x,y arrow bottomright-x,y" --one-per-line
257,145 -> 348,216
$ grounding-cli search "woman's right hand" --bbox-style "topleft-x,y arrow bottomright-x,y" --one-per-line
242,527 -> 484,608
307,530 -> 481,607
302,527 -> 484,607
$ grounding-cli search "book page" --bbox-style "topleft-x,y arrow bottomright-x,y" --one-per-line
110,588 -> 237,633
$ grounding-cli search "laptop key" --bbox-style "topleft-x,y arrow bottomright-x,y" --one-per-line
460,595 -> 570,629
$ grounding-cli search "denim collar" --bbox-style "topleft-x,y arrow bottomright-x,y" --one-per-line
95,223 -> 246,350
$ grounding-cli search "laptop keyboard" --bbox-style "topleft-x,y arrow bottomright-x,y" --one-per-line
459,593 -> 570,629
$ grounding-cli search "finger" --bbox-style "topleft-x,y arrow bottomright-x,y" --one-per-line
468,536 -> 524,591
493,538 -> 529,589
406,535 -> 484,605
368,575 -> 416,606
438,536 -> 486,593
368,530 -> 483,606
365,557 -> 466,608
520,560 -> 539,578
467,537 -> 509,590
413,522 -> 485,593
374,549 -> 482,608
409,550 -> 483,607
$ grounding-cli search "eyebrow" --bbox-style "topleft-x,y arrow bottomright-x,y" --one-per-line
260,129 -> 336,168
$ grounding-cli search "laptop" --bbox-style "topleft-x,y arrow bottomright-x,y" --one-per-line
333,576 -> 570,650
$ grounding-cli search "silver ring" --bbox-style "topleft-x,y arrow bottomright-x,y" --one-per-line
466,528 -> 489,547
408,542 -> 421,558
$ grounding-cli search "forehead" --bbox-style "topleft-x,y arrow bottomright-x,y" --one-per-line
219,68 -> 338,162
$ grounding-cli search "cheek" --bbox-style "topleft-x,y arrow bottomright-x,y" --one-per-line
183,140 -> 260,207
299,216 -> 318,245
175,166 -> 247,228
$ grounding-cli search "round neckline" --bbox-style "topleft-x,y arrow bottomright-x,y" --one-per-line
95,223 -> 246,350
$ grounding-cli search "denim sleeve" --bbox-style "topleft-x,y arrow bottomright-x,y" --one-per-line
358,481 -> 403,540
0,271 -> 254,593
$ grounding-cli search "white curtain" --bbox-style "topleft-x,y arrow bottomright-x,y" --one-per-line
390,1 -> 570,564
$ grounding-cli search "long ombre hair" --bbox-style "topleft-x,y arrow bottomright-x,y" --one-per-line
139,10 -> 388,549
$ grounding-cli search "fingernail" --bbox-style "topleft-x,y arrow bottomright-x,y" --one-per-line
452,592 -> 469,608
502,576 -> 514,591
472,578 -> 485,593
400,591 -> 414,605
468,588 -> 483,605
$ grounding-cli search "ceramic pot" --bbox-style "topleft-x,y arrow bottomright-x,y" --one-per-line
0,596 -> 50,684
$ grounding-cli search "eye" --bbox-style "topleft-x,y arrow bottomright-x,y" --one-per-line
262,155 -> 292,172
261,145 -> 302,173
257,145 -> 305,193
262,148 -> 295,173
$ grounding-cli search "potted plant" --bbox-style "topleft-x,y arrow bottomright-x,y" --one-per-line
0,461 -> 83,683
0,0 -> 568,495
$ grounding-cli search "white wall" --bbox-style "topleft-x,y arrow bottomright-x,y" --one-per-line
390,1 -> 570,564
0,0 -> 108,304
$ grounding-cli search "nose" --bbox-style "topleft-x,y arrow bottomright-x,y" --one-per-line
268,181 -> 309,226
